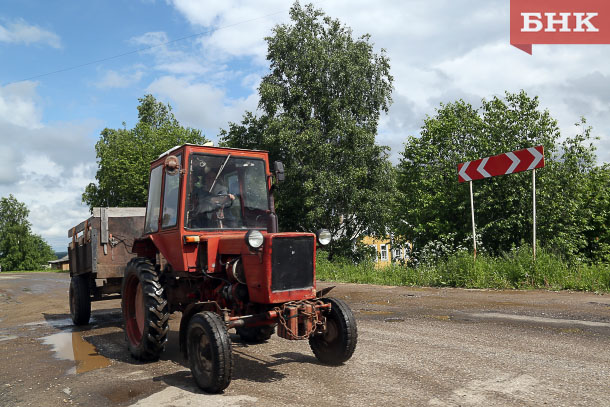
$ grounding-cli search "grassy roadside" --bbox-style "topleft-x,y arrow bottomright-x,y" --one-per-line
316,247 -> 610,292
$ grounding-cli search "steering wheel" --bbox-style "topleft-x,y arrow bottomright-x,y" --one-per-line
209,193 -> 233,209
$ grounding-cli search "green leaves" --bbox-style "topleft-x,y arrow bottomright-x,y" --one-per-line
395,91 -> 604,262
83,94 -> 207,209
0,195 -> 55,271
222,2 -> 394,259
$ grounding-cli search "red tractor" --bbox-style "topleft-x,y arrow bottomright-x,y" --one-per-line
117,143 -> 356,392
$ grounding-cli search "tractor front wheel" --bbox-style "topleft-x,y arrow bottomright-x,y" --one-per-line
121,258 -> 169,361
69,274 -> 91,325
309,297 -> 357,365
187,311 -> 233,393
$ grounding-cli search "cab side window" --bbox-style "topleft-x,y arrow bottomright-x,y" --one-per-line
145,165 -> 163,234
162,154 -> 181,229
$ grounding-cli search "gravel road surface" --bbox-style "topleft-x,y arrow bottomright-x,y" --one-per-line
0,273 -> 608,406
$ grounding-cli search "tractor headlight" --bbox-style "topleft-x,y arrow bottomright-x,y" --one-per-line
245,230 -> 264,249
316,229 -> 332,246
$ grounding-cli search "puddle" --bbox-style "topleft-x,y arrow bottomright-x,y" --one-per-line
41,332 -> 111,374
102,386 -> 144,404
0,335 -> 18,342
384,317 -> 405,323
360,310 -> 395,316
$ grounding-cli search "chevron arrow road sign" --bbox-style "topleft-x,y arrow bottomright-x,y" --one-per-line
458,146 -> 544,183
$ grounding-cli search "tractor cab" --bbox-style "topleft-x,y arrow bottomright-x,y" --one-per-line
136,144 -> 284,276
143,144 -> 279,236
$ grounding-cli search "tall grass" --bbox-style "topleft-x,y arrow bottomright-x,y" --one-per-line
316,245 -> 610,292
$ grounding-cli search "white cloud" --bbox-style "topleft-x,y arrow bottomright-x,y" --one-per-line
147,75 -> 258,137
96,69 -> 144,89
14,160 -> 95,251
0,18 -> 61,48
0,82 -> 43,129
130,31 -> 213,76
169,0 -> 286,64
0,81 -> 99,250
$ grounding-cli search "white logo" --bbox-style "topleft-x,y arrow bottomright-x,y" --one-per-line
521,12 -> 599,33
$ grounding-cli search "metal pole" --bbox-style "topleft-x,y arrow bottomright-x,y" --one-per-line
533,169 -> 536,261
470,180 -> 477,260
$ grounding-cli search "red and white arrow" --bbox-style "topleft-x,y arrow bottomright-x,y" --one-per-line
458,146 -> 544,183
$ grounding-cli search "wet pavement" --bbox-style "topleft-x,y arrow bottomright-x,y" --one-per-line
0,272 -> 609,406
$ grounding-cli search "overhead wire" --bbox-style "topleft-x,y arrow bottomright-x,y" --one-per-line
3,9 -> 287,86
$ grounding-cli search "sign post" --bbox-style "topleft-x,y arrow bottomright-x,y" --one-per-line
458,146 -> 545,259
533,169 -> 536,260
470,180 -> 476,260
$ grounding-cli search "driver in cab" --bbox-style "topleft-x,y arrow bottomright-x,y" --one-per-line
192,163 -> 235,228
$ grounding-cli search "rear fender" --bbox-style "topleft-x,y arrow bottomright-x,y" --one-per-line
132,236 -> 157,260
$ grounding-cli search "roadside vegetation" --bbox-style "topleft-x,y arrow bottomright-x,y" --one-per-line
0,195 -> 56,271
316,247 -> 610,292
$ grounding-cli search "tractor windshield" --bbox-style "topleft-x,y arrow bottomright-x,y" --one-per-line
184,153 -> 271,230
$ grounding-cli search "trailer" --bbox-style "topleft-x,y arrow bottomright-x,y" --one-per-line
68,207 -> 145,325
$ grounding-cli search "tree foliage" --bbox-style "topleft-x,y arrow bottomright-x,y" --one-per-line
221,2 -> 394,258
395,90 -> 606,262
0,195 -> 55,270
83,95 -> 207,209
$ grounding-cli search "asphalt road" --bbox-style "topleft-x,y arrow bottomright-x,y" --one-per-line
0,272 -> 608,407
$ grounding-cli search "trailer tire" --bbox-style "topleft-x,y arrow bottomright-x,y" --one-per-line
121,258 -> 169,361
309,297 -> 357,365
236,325 -> 275,344
187,311 -> 233,393
69,274 -> 91,325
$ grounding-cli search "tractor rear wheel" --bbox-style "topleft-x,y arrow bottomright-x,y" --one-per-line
187,311 -> 233,393
236,325 -> 275,344
121,258 -> 169,361
69,274 -> 91,325
309,297 -> 357,365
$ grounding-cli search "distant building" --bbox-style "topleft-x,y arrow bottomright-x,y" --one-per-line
48,255 -> 70,271
361,236 -> 411,268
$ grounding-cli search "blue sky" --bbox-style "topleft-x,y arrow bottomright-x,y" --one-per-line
2,0 -> 610,251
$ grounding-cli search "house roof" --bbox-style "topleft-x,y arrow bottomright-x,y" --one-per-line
48,255 -> 69,264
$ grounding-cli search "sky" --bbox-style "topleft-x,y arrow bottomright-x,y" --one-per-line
1,0 -> 610,251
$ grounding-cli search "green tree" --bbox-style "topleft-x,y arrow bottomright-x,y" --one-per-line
83,94 -> 207,208
221,3 -> 394,259
0,195 -> 55,270
395,91 -> 600,261
586,166 -> 610,262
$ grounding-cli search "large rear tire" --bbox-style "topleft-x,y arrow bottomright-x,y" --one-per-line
309,297 -> 357,365
187,311 -> 233,393
121,258 -> 169,361
69,274 -> 91,325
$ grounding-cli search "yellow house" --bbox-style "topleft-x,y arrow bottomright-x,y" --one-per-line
361,236 -> 411,268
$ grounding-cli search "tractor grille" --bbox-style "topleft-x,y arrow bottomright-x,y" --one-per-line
271,236 -> 314,292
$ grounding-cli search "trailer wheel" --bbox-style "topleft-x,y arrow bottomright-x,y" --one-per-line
69,274 -> 91,325
309,297 -> 357,365
187,311 -> 233,393
121,258 -> 169,361
236,325 -> 275,344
